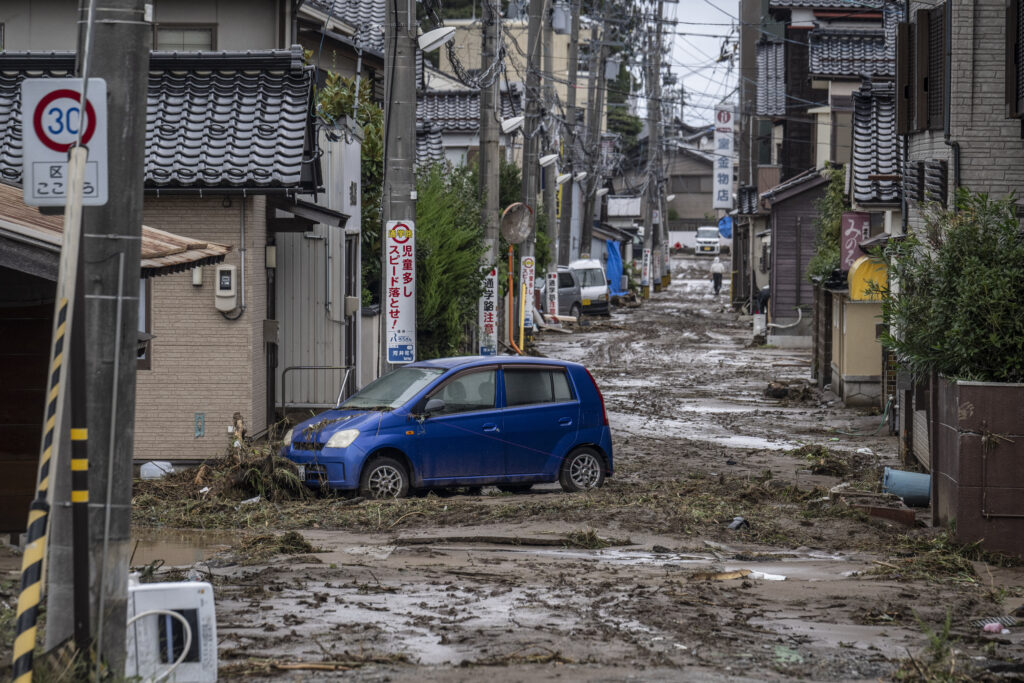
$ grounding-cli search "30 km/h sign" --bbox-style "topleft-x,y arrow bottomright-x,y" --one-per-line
21,78 -> 108,207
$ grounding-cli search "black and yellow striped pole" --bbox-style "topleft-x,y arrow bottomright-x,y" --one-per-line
11,146 -> 90,682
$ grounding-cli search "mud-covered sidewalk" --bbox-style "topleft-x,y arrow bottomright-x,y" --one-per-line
7,256 -> 1020,680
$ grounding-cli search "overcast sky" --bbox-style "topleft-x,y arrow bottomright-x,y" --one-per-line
660,0 -> 739,128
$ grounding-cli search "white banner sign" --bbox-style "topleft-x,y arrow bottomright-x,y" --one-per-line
385,220 -> 415,363
641,248 -> 651,286
713,105 -> 734,210
21,78 -> 109,207
662,242 -> 670,277
520,256 -> 536,329
478,267 -> 498,355
546,272 -> 558,316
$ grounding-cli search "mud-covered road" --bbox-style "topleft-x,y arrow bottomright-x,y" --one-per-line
7,255 -> 1020,681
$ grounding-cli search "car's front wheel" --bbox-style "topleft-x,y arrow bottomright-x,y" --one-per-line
559,448 -> 605,492
359,456 -> 409,499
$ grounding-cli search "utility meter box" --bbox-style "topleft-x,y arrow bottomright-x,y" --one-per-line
126,577 -> 218,682
214,264 -> 237,312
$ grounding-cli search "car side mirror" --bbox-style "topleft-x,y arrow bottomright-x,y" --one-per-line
424,398 -> 445,416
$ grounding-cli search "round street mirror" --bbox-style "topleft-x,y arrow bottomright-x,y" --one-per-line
500,202 -> 533,245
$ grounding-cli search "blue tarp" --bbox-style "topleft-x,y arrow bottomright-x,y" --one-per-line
605,239 -> 626,295
718,215 -> 733,239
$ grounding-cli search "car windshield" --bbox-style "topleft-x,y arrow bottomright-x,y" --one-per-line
697,228 -> 719,240
339,367 -> 446,410
577,268 -> 605,287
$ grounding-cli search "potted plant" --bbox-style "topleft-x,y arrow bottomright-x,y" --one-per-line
880,190 -> 1024,556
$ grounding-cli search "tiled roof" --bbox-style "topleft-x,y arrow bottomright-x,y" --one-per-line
416,121 -> 445,167
0,48 -> 316,191
416,88 -> 518,133
808,28 -> 892,78
852,79 -> 901,204
756,41 -> 785,116
737,185 -> 760,215
760,167 -> 824,202
305,0 -> 387,54
769,0 -> 891,8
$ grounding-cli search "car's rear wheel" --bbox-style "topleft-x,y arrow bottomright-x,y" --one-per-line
497,484 -> 533,494
559,448 -> 605,492
359,456 -> 409,499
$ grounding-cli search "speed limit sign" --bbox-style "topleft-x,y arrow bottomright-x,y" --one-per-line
20,78 -> 108,207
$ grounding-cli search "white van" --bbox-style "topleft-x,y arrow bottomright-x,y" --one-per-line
568,258 -> 610,316
695,226 -> 721,255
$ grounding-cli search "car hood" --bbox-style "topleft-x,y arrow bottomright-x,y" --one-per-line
292,409 -> 385,442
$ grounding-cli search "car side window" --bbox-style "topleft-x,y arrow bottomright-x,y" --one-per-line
558,272 -> 574,288
504,368 -> 575,407
431,369 -> 496,415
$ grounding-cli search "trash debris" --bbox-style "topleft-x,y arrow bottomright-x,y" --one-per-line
856,447 -> 875,455
727,516 -> 750,530
972,616 -> 1018,629
750,571 -> 786,581
983,622 -> 1010,634
725,459 -> 738,466
773,645 -> 803,664
652,545 -> 672,554
239,494 -> 261,505
881,467 -> 931,507
689,569 -> 752,582
140,461 -> 175,480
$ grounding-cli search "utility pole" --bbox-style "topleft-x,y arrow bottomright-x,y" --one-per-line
382,0 -> 417,368
542,0 -> 557,275
643,0 -> 664,295
557,0 -> 581,265
77,0 -> 150,672
479,0 -> 500,269
580,11 -> 607,258
521,0 -> 543,258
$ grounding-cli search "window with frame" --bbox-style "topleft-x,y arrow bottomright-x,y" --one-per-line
430,370 -> 496,415
1007,0 -> 1024,119
155,25 -> 215,51
504,368 -> 574,407
896,4 -> 946,133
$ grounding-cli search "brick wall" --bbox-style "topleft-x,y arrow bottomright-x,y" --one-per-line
907,0 -> 1024,231
135,195 -> 268,462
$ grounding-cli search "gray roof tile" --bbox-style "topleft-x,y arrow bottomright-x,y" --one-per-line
808,28 -> 892,78
415,121 -> 445,167
0,48 -> 315,190
769,0 -> 890,8
852,79 -> 901,204
416,87 -> 518,133
756,41 -> 785,116
737,185 -> 760,215
306,0 -> 387,54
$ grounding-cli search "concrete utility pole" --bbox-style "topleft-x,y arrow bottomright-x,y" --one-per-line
75,0 -> 150,672
382,0 -> 417,368
479,0 -> 500,269
557,0 -> 581,265
580,14 -> 607,257
542,0 -> 557,274
643,1 -> 665,295
521,0 -> 543,258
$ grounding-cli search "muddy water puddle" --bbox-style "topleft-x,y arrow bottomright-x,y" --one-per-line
130,527 -> 237,567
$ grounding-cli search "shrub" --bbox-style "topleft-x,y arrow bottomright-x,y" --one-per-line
880,190 -> 1024,383
806,165 -> 848,281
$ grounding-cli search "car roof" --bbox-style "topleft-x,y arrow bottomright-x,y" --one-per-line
569,258 -> 603,269
407,355 -> 577,370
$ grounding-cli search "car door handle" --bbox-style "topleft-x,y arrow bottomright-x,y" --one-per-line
558,417 -> 573,426
483,423 -> 500,432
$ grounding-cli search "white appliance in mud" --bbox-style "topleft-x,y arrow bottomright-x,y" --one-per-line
126,576 -> 218,682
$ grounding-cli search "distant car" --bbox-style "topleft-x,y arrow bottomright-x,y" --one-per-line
534,266 -> 584,319
695,226 -> 721,255
568,258 -> 610,315
280,356 -> 614,499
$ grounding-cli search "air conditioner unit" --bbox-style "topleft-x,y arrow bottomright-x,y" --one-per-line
126,576 -> 218,682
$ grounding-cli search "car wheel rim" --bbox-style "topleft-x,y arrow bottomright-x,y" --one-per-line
570,453 -> 600,489
367,465 -> 402,498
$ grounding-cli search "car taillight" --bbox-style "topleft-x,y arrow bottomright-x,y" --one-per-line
584,367 -> 609,426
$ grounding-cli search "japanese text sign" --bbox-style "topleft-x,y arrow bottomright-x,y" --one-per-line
478,267 -> 498,355
385,220 -> 416,363
713,105 -> 734,210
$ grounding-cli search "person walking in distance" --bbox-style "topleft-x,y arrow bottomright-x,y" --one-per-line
710,257 -> 725,295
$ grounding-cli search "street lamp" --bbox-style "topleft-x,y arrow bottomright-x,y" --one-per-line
596,187 -> 609,197
556,172 -> 572,185
501,115 -> 524,134
539,153 -> 559,168
418,27 -> 456,52
666,194 -> 676,202
574,171 -> 588,182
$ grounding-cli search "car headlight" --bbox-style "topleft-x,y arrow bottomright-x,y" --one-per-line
325,429 -> 360,448
282,428 -> 293,447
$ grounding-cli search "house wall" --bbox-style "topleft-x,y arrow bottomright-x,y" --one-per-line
0,0 -> 281,51
907,0 -> 1024,231
768,186 -> 822,330
664,152 -> 713,221
135,195 -> 268,461
839,300 -> 883,405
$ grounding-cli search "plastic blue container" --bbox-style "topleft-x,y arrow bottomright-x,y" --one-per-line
882,467 -> 931,507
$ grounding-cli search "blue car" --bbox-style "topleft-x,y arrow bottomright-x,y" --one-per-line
280,356 -> 613,499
